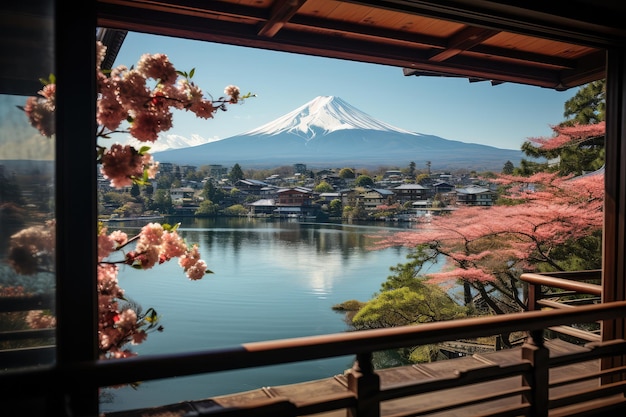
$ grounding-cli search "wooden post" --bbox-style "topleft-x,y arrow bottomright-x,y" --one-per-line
603,47 -> 626,383
527,282 -> 538,312
522,329 -> 549,417
346,353 -> 380,417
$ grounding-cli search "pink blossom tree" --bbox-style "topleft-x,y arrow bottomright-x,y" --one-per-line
520,120 -> 605,175
372,123 -> 604,319
11,40 -> 253,359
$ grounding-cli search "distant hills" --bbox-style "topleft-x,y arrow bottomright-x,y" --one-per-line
153,96 -> 525,171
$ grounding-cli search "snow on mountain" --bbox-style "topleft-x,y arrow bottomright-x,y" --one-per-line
242,95 -> 417,139
128,133 -> 215,152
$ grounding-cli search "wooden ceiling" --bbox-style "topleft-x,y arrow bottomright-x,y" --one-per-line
3,1 -> 626,96
94,0 -> 625,91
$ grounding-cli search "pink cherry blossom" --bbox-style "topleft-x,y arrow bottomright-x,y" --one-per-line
16,40 -> 251,361
526,121 -> 605,150
371,170 -> 604,314
100,144 -> 153,188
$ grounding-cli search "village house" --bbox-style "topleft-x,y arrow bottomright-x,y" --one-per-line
234,179 -> 279,200
360,188 -> 396,212
455,185 -> 497,206
392,183 -> 431,203
274,187 -> 318,218
318,192 -> 341,204
169,187 -> 195,205
431,180 -> 455,195
246,198 -> 275,216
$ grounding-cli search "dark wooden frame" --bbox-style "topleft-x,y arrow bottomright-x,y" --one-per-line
2,1 -> 626,416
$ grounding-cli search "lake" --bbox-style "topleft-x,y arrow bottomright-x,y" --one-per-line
100,217 -> 436,413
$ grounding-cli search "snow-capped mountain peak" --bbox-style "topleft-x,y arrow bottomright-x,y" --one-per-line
241,96 -> 416,140
153,95 -> 524,171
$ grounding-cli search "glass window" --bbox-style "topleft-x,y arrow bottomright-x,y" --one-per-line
0,1 -> 56,371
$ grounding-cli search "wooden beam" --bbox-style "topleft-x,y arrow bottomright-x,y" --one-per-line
96,4 -> 574,89
257,0 -> 307,38
429,26 -> 499,62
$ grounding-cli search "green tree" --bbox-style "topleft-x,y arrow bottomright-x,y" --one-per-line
502,160 -> 514,174
202,180 -> 226,203
144,183 -> 154,199
349,247 -> 466,364
342,201 -> 368,220
229,163 -> 244,183
338,167 -> 355,179
408,161 -> 416,178
102,191 -> 134,207
223,204 -> 248,216
563,79 -> 605,125
354,174 -> 374,187
518,80 -> 605,176
329,199 -> 342,217
352,286 -> 465,330
415,173 -> 430,185
115,202 -> 143,217
156,172 -> 175,190
130,183 -> 141,198
314,180 -> 334,193
513,158 -> 551,176
195,200 -> 219,216
152,189 -> 172,214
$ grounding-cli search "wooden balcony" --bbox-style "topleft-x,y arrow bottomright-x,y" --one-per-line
2,271 -> 626,417
3,2 -> 626,416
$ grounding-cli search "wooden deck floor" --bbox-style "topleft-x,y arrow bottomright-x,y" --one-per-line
104,339 -> 626,417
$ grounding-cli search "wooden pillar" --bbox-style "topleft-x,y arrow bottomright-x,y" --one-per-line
55,0 -> 99,415
603,48 -> 626,372
527,282 -> 538,312
347,353 -> 381,417
522,330 -> 549,417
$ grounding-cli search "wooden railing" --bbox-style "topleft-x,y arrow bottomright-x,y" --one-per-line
2,294 -> 626,416
521,270 -> 602,342
0,294 -> 56,369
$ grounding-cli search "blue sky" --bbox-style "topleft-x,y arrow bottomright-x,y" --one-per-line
114,31 -> 579,151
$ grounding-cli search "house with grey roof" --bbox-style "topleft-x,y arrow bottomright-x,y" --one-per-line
455,185 -> 496,206
361,188 -> 396,211
392,183 -> 431,203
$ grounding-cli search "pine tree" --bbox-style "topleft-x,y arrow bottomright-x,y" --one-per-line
518,80 -> 605,176
229,163 -> 244,183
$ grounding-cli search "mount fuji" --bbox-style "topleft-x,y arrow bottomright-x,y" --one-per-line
154,96 -> 524,171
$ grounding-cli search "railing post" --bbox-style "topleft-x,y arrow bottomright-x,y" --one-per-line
527,282 -> 539,311
522,329 -> 549,417
346,352 -> 380,417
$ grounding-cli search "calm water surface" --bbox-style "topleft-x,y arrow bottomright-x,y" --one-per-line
101,217 -> 436,412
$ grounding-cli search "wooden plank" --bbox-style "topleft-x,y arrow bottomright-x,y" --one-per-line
474,346 -> 528,367
548,326 -> 601,342
545,338 -> 591,356
550,395 -> 626,417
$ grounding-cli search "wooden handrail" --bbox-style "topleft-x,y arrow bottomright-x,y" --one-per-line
521,270 -> 602,282
52,300 -> 626,389
3,301 -> 626,416
521,273 -> 602,297
520,271 -> 604,344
